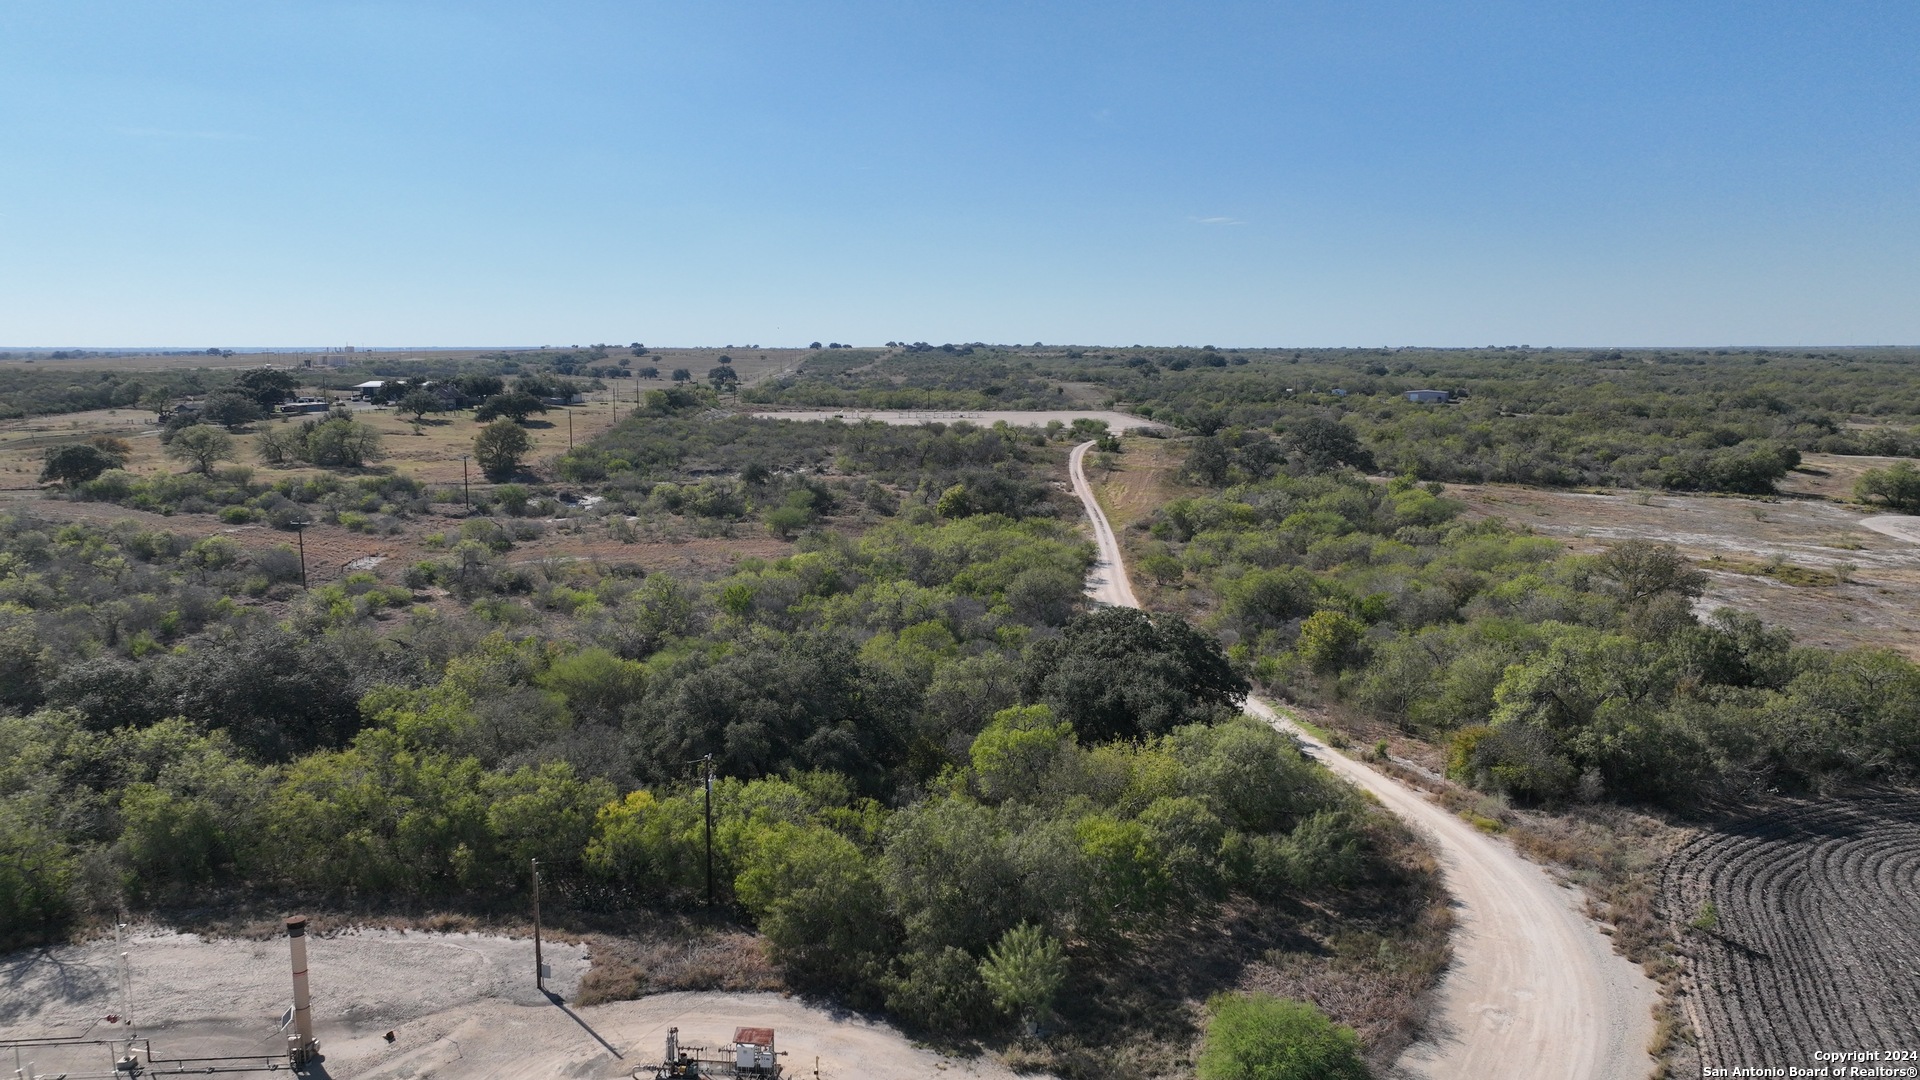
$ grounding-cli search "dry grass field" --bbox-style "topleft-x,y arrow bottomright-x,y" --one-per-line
0,407 -> 159,490
0,399 -> 624,491
1086,435 -> 1208,617
0,391 -> 807,592
0,345 -> 802,489
1448,480 -> 1920,658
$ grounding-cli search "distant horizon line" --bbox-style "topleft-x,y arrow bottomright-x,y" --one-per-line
3,343 -> 1916,353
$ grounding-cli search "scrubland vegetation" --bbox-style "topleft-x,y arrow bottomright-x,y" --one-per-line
0,408 -> 1436,1077
754,344 -> 1920,494
9,341 -> 1920,1076
1135,433 -> 1920,805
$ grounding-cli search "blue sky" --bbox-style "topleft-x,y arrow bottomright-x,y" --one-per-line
2,1 -> 1915,348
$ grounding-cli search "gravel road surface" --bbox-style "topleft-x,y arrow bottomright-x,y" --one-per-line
1069,440 -> 1659,1080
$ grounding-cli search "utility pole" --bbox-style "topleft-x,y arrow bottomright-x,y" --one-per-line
531,858 -> 545,993
567,408 -> 573,450
291,521 -> 309,589
702,754 -> 715,910
460,454 -> 471,510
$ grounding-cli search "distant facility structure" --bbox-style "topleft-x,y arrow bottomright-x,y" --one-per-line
1404,389 -> 1451,403
650,1025 -> 785,1078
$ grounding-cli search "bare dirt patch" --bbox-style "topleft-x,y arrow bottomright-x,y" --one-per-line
0,928 -> 1038,1080
1449,483 -> 1920,657
1661,793 -> 1920,1073
1774,452 -> 1906,502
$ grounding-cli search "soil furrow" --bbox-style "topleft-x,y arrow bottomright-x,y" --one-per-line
1665,795 -> 1920,1070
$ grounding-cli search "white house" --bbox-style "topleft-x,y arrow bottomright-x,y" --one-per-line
351,380 -> 389,400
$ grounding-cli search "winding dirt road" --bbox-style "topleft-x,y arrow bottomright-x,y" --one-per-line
1068,440 -> 1658,1080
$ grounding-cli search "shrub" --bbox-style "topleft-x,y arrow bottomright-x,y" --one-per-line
0,806 -> 73,949
303,417 -> 385,467
1196,993 -> 1370,1080
1856,461 -> 1920,512
1142,551 -> 1185,585
165,425 -> 235,474
40,443 -> 123,486
475,419 -> 533,480
1296,610 -> 1368,674
735,823 -> 891,986
978,922 -> 1066,1034
495,484 -> 531,516
766,504 -> 811,539
1689,899 -> 1720,932
885,947 -> 994,1033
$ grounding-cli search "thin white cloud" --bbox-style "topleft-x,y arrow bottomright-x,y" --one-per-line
1193,215 -> 1247,226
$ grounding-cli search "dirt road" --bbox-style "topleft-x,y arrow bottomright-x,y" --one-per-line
1068,442 -> 1658,1080
1859,513 -> 1920,545
1069,440 -> 1140,609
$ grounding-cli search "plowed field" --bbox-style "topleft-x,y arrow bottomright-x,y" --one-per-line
1663,794 -> 1920,1070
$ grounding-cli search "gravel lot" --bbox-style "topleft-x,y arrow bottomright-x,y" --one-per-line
2,929 -> 1032,1079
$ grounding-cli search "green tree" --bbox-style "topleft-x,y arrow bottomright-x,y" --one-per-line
165,425 -> 235,474
1224,567 -> 1319,630
253,425 -> 302,465
1296,610 -> 1368,674
736,823 -> 892,985
1284,416 -> 1374,474
200,390 -> 263,430
40,443 -> 122,486
235,368 -> 298,408
474,419 -> 534,480
475,390 -> 548,424
1073,813 -> 1170,922
1195,993 -> 1369,1080
140,388 -> 177,419
1595,540 -> 1707,606
1141,550 -> 1185,585
978,922 -> 1066,1035
304,418 -> 384,467
399,388 -> 442,423
537,647 -> 647,727
765,504 -> 811,539
969,705 -> 1073,803
1022,607 -> 1247,742
1855,460 -> 1920,512
0,804 -> 73,949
